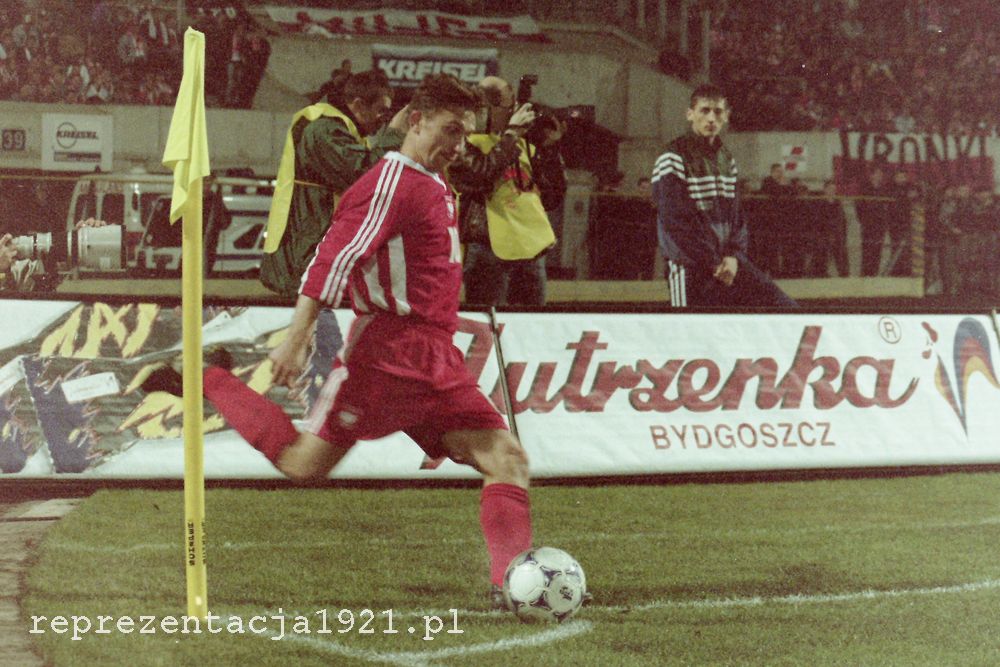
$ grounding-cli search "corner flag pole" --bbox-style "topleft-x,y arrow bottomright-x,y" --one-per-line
163,27 -> 211,619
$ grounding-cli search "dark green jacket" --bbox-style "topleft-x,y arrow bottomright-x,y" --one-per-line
260,109 -> 404,297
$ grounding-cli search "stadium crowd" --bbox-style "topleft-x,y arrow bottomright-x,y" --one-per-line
711,0 -> 1000,134
2,0 -> 998,302
0,0 -> 268,108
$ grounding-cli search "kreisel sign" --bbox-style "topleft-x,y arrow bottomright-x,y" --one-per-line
41,114 -> 113,172
372,44 -> 498,88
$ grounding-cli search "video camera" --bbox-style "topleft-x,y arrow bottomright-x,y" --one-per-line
510,74 -> 618,176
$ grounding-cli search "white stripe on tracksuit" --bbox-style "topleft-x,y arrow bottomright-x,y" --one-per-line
318,158 -> 404,306
668,260 -> 686,308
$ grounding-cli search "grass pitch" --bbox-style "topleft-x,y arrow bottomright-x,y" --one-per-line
21,473 -> 1000,666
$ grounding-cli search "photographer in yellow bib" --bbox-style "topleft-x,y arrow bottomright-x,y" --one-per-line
450,76 -> 566,306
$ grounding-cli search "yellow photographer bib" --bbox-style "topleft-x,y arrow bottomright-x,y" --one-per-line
467,134 -> 555,260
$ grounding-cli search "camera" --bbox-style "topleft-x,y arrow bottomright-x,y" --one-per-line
12,232 -> 52,259
517,74 -> 539,106
515,74 -> 559,137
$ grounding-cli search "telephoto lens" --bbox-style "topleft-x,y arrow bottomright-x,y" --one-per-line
13,232 -> 52,259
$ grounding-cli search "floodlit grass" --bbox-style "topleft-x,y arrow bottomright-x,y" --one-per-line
22,473 -> 1000,666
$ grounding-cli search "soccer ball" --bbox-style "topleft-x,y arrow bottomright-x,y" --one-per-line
502,546 -> 587,623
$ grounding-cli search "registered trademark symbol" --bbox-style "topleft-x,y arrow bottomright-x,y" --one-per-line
878,316 -> 902,344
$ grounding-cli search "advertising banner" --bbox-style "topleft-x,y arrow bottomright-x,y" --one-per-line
2,304 -> 999,479
833,131 -> 994,193
41,114 -> 114,172
493,312 -> 1000,475
0,302 -> 497,479
265,6 -> 545,42
371,44 -> 498,88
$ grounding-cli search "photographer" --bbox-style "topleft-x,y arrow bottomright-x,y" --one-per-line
451,75 -> 565,306
261,69 -> 408,299
0,233 -> 47,292
0,219 -> 109,293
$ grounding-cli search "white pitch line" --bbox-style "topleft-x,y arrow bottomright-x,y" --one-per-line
609,577 -> 1000,613
233,579 -> 999,665
255,619 -> 593,667
43,514 -> 1000,554
264,577 -> 1000,625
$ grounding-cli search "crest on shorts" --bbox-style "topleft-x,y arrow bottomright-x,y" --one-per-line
336,408 -> 361,428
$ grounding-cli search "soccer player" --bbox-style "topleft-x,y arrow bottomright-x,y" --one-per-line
144,74 -> 531,609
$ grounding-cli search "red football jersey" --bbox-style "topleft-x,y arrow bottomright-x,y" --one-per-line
300,152 -> 464,333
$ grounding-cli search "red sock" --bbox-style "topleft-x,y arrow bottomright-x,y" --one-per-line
203,367 -> 298,465
480,483 -> 532,586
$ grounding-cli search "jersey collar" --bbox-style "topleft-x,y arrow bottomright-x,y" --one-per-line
385,151 -> 446,187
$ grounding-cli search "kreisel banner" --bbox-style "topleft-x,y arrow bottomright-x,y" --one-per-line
41,114 -> 113,172
265,6 -> 545,42
372,44 -> 498,88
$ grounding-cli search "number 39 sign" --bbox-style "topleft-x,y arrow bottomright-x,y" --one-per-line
1,128 -> 26,152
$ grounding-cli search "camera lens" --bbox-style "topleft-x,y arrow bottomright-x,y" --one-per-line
13,232 -> 52,259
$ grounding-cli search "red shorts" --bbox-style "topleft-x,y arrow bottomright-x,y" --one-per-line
303,315 -> 507,459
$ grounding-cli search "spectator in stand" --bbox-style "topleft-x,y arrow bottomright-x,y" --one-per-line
925,184 -> 961,296
225,21 -> 246,107
85,66 -> 114,104
586,170 -> 625,279
950,186 -> 992,299
141,7 -> 179,72
117,23 -> 147,80
855,166 -> 892,276
236,25 -> 270,109
756,163 -> 795,277
811,179 -> 849,278
0,59 -> 16,99
886,170 -> 915,276
782,177 -> 811,277
963,188 -> 1000,298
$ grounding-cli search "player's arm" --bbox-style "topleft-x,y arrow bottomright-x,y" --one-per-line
652,152 -> 721,271
269,294 -> 321,387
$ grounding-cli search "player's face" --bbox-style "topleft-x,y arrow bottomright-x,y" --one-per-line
412,108 -> 470,172
686,97 -> 729,139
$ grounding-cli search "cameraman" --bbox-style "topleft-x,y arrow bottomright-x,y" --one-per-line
0,233 -> 46,292
0,219 -> 109,292
451,75 -> 565,306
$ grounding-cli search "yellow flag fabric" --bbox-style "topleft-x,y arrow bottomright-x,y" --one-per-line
467,133 -> 554,261
264,103 -> 364,253
162,28 -> 211,223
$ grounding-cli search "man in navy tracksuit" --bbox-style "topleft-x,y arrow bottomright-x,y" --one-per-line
652,84 -> 797,309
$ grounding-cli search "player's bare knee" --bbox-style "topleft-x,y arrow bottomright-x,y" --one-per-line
484,433 -> 530,483
504,437 -> 530,475
280,459 -> 326,483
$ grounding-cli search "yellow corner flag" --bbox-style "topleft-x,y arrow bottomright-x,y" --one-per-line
162,26 -> 211,620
